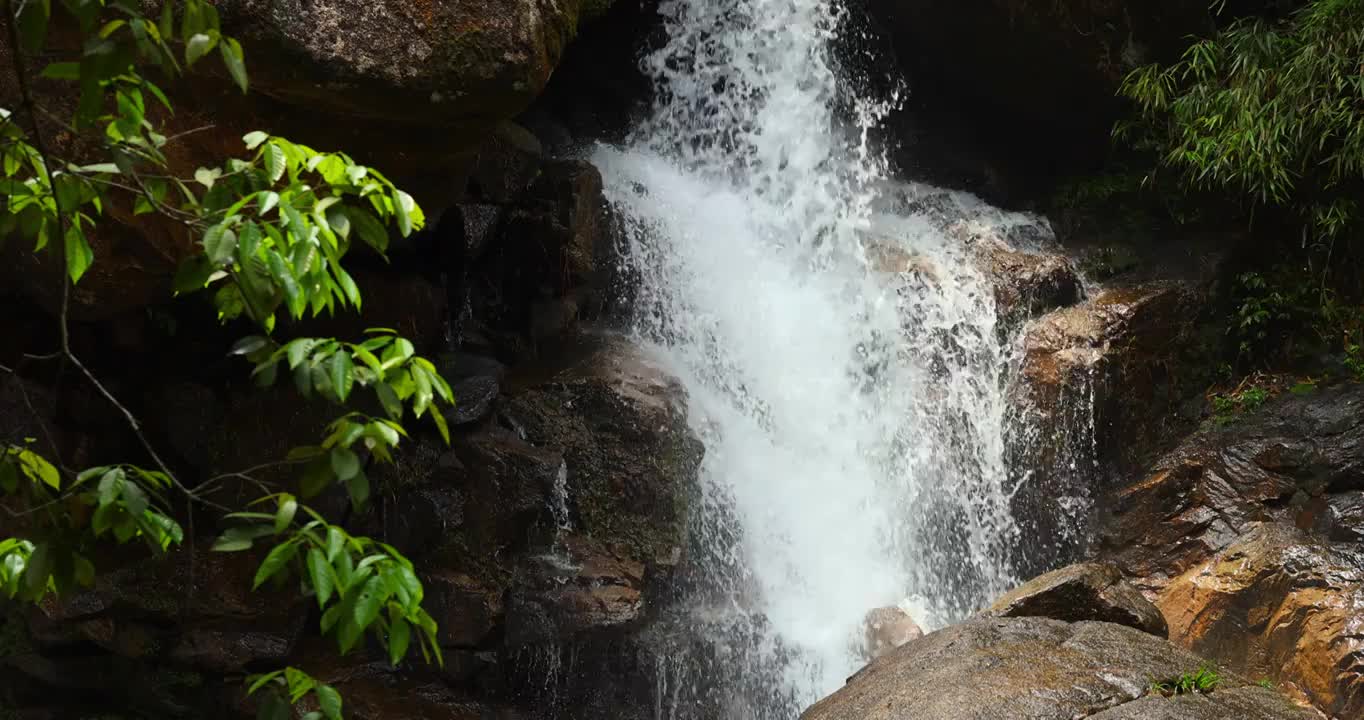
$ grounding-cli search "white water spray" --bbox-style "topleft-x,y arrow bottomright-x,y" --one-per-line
593,0 -> 1052,714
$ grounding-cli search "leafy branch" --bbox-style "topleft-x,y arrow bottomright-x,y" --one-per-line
1,2 -> 459,717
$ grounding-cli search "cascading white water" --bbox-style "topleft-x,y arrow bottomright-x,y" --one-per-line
592,0 -> 1056,714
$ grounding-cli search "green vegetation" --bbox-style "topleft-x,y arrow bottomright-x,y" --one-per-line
1150,664 -> 1222,696
1116,0 -> 1364,389
1211,383 -> 1271,425
0,1 -> 454,717
1118,0 -> 1364,247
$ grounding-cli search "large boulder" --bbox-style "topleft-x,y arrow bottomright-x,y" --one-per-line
984,562 -> 1168,638
502,334 -> 703,566
1007,274 -> 1224,576
216,0 -> 613,131
802,618 -> 1313,720
1157,523 -> 1364,720
1099,384 -> 1364,717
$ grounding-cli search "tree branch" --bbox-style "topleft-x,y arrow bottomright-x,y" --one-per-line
2,0 -> 193,503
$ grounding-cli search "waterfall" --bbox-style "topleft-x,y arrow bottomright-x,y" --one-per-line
591,0 -> 1056,715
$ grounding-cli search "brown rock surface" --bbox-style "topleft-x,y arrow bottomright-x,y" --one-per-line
504,535 -> 647,647
1100,384 -> 1364,717
1155,524 -> 1363,719
985,562 -> 1168,638
1008,277 -> 1222,575
802,617 -> 1312,720
503,334 -> 703,565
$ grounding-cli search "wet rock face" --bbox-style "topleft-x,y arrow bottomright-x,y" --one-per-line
502,336 -> 703,566
802,618 -> 1313,720
984,562 -> 1167,638
975,235 -> 1081,333
1156,524 -> 1364,720
471,159 -> 621,359
504,535 -> 646,647
217,0 -> 612,131
29,549 -> 306,674
1017,281 -> 1217,473
1099,385 -> 1364,717
1007,276 -> 1224,576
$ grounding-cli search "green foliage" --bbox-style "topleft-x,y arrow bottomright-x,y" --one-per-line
1150,665 -> 1222,696
0,445 -> 184,601
235,329 -> 454,447
1255,678 -> 1276,690
1230,265 -> 1364,370
1211,385 -> 1270,425
1,2 -> 456,716
247,668 -> 343,720
0,0 -> 249,284
215,498 -> 441,666
172,133 -> 425,332
1346,343 -> 1364,380
1117,0 -> 1364,244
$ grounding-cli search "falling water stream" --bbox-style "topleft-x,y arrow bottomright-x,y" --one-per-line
590,0 -> 1073,716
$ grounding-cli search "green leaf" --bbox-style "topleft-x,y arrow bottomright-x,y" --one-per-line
393,190 -> 415,237
265,143 -> 286,183
194,167 -> 221,188
266,249 -> 305,319
243,131 -> 269,151
212,525 -> 270,552
77,163 -> 121,174
307,548 -> 334,608
369,421 -> 400,449
203,224 -> 238,265
352,574 -> 385,633
282,201 -> 308,238
220,37 -> 248,93
258,191 -> 280,216
274,495 -> 298,534
330,351 -> 354,402
119,481 -> 149,517
346,472 -> 370,509
238,220 -> 263,261
23,542 -> 51,597
431,406 -> 451,445
375,382 -> 403,420
348,207 -> 389,253
284,667 -> 315,702
299,456 -> 332,497
325,527 -> 345,563
316,684 -> 343,720
64,226 -> 94,284
185,32 -> 216,66
412,367 -> 433,417
173,255 -> 216,294
246,671 -> 284,696
388,615 -> 411,666
330,447 -> 360,481
253,540 -> 299,589
96,468 -> 124,506
40,62 -> 79,80
0,459 -> 19,495
231,335 -> 269,356
18,450 -> 60,490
